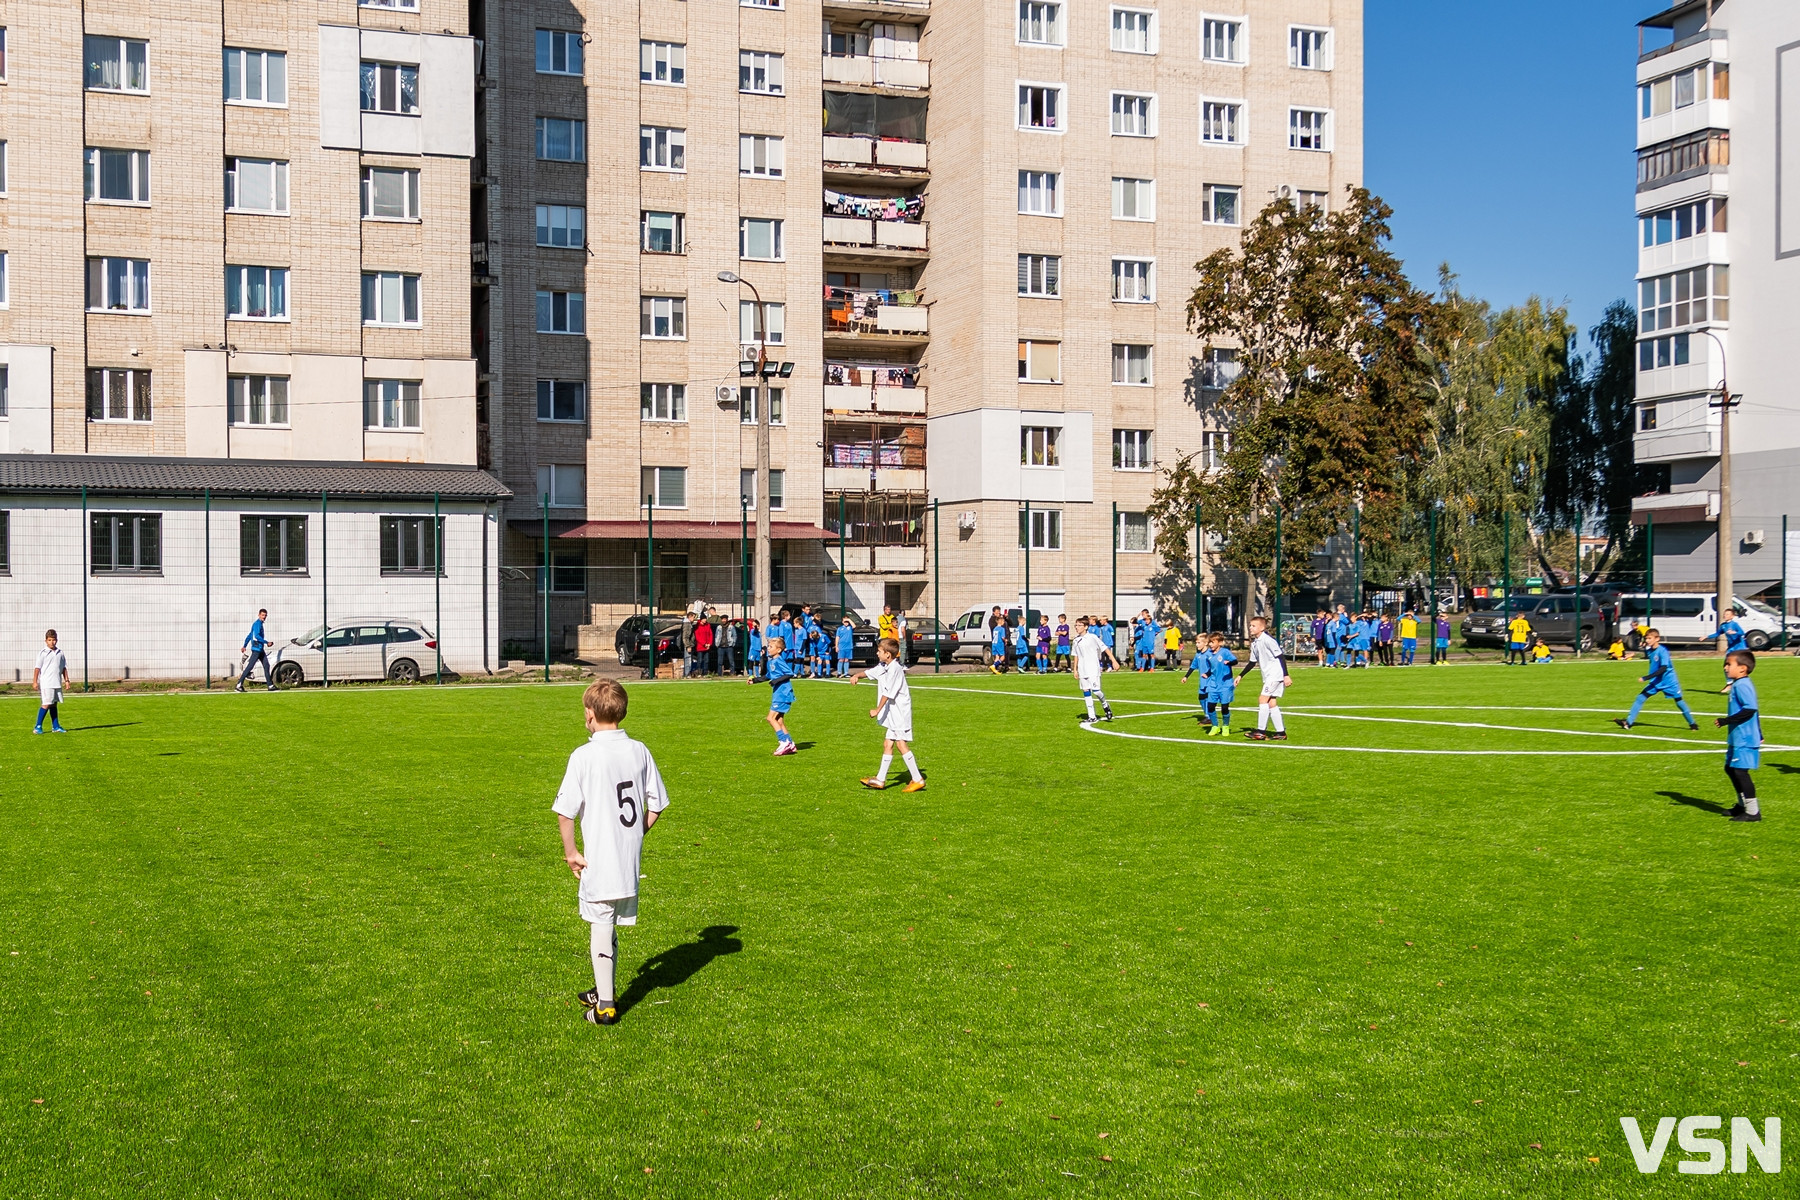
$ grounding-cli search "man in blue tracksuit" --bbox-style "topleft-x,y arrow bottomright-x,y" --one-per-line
237,608 -> 277,691
1614,628 -> 1698,731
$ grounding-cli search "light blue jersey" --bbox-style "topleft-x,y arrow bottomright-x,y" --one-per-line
1725,676 -> 1761,769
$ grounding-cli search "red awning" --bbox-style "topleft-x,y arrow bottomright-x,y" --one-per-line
558,520 -> 835,541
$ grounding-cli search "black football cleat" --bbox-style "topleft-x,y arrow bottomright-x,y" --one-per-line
1730,811 -> 1762,823
584,1004 -> 620,1025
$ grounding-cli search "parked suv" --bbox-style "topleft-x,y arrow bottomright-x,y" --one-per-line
614,615 -> 685,667
1521,593 -> 1616,652
1617,593 -> 1793,651
270,618 -> 437,685
1459,598 -> 1511,648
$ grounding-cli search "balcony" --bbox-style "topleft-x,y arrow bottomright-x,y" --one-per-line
825,421 -> 926,493
824,491 -> 929,575
1630,489 -> 1720,525
1637,129 -> 1728,194
823,188 -> 928,257
823,53 -> 930,90
1634,393 -> 1721,463
823,135 -> 928,177
825,287 -> 928,345
822,0 -> 928,18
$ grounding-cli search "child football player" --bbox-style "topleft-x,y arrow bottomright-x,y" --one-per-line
835,617 -> 856,679
1398,609 -> 1418,666
1182,636 -> 1217,726
32,629 -> 70,734
758,635 -> 800,754
1036,616 -> 1053,674
552,679 -> 670,1027
857,638 -> 926,792
1716,649 -> 1763,821
1054,615 -> 1072,672
990,619 -> 1010,674
1072,617 -> 1120,723
1614,628 -> 1699,731
1241,616 -> 1293,741
1206,633 -> 1238,737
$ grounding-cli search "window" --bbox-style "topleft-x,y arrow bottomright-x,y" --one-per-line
641,382 -> 687,422
1018,170 -> 1061,215
227,266 -> 289,320
86,36 -> 148,93
364,379 -> 421,429
1641,198 -> 1725,247
1111,93 -> 1155,137
1112,258 -> 1154,302
1638,334 -> 1692,372
1201,100 -> 1243,145
740,387 -> 786,425
641,296 -> 687,339
91,514 -> 161,574
537,464 -> 586,509
742,0 -> 783,8
641,211 -> 684,254
362,167 -> 420,220
1637,131 -> 1728,189
1018,2 -> 1063,46
1115,510 -> 1150,552
1638,265 -> 1727,332
0,143 -> 8,194
1200,430 -> 1230,469
1298,189 -> 1328,212
226,158 -> 289,214
1020,425 -> 1061,466
739,134 -> 784,178
362,272 -> 420,326
640,125 -> 685,171
537,379 -> 586,422
740,218 -> 784,261
1113,428 -> 1152,470
1639,63 -> 1720,118
86,369 -> 152,422
361,0 -> 419,9
0,511 -> 8,575
1018,341 -> 1060,383
739,50 -> 783,94
1112,343 -> 1152,385
536,290 -> 586,335
1019,508 -> 1062,550
1018,84 -> 1063,131
380,517 -> 444,576
224,48 -> 286,104
0,29 -> 8,81
741,469 -> 786,511
639,40 -> 684,84
739,300 -> 786,345
240,516 -> 307,574
360,62 -> 419,114
1018,253 -> 1061,297
0,366 -> 7,415
0,253 -> 9,307
534,204 -> 585,249
85,148 -> 150,203
1200,347 -> 1241,391
1112,177 -> 1154,220
641,466 -> 687,509
1290,27 -> 1331,70
539,30 -> 585,76
228,374 -> 289,425
86,258 -> 151,313
1639,403 -> 1658,432
1202,184 -> 1241,225
539,118 -> 588,163
1203,18 -> 1244,63
1112,8 -> 1156,52
1289,107 -> 1330,151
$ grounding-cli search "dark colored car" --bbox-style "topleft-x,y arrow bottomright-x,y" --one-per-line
1524,593 -> 1616,652
615,615 -> 686,667
1460,603 -> 1511,648
807,605 -> 881,665
900,616 -> 959,664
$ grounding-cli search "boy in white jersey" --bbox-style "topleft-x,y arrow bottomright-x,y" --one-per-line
32,629 -> 70,734
857,638 -> 926,791
1241,616 -> 1294,741
1072,616 -> 1121,723
552,679 -> 670,1027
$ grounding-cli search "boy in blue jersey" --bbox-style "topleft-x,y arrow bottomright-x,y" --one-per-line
745,619 -> 764,680
1716,649 -> 1763,821
1182,636 -> 1217,726
1350,614 -> 1372,668
835,617 -> 856,678
1015,620 -> 1031,672
990,619 -> 1011,674
1204,632 -> 1237,736
756,636 -> 800,755
1711,607 -> 1748,653
1614,628 -> 1699,731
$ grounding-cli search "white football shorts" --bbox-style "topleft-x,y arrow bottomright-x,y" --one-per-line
1259,677 -> 1287,700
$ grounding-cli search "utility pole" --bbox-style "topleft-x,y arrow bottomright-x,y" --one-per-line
1700,330 -> 1736,652
719,272 -> 790,627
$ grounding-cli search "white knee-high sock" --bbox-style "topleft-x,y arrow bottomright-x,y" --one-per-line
589,914 -> 617,1003
1269,707 -> 1285,733
1084,692 -> 1096,719
1257,704 -> 1270,731
902,751 -> 922,781
877,752 -> 893,781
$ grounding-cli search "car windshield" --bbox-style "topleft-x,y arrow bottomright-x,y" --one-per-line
295,625 -> 324,644
1739,597 -> 1781,617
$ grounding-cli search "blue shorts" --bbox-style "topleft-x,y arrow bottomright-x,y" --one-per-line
1401,638 -> 1416,650
1435,638 -> 1449,649
1727,745 -> 1761,770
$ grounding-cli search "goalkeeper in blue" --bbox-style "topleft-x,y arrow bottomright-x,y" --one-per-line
1613,628 -> 1699,731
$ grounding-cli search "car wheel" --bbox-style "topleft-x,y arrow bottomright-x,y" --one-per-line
618,645 -> 632,666
272,662 -> 304,688
1578,628 -> 1595,652
387,658 -> 420,684
1746,631 -> 1770,652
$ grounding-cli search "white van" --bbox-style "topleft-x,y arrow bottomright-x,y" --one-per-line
949,603 -> 1057,659
1617,593 -> 1793,650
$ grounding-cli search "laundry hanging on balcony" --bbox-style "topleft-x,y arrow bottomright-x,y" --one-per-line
826,363 -> 920,387
824,189 -> 924,222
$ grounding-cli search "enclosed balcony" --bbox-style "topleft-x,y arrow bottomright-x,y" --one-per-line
823,53 -> 930,90
822,0 -> 928,20
824,91 -> 929,182
823,492 -> 929,575
823,418 -> 926,494
824,286 -> 928,346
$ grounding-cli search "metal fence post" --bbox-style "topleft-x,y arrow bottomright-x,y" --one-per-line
1782,514 -> 1790,652
932,499 -> 941,673
321,491 -> 329,688
434,491 -> 443,684
482,501 -> 490,675
1503,509 -> 1511,630
838,493 -> 846,616
1574,510 -> 1584,657
1193,501 -> 1201,642
1646,512 -> 1655,599
542,492 -> 551,683
1352,503 -> 1360,610
1272,504 -> 1283,634
204,488 -> 212,688
1022,500 -> 1031,634
81,485 -> 89,692
1428,503 -> 1438,662
1110,500 -> 1117,633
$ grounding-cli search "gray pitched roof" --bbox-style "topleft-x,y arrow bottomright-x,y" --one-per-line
0,454 -> 511,501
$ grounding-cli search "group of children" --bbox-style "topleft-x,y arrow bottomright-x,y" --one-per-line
987,613 -> 1077,674
1311,607 -> 1451,668
742,607 -> 861,682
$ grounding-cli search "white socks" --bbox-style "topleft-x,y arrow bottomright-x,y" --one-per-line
902,751 -> 922,782
878,753 -> 893,781
1269,707 -> 1285,733
589,914 -> 616,1004
1257,705 -> 1270,731
1084,693 -> 1097,719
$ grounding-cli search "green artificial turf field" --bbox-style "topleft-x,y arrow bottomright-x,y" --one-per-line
3,655 -> 1795,1197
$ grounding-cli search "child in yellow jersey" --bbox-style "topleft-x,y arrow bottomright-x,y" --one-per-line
1506,612 -> 1533,665
1163,624 -> 1182,669
1397,610 -> 1419,666
1607,638 -> 1626,661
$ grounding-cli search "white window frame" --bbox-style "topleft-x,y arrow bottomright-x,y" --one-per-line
640,296 -> 687,340
739,134 -> 785,178
636,125 -> 684,172
540,30 -> 586,77
1200,98 -> 1245,146
85,36 -> 148,94
640,210 -> 685,254
1017,2 -> 1065,48
360,0 -> 420,10
1111,92 -> 1156,137
361,271 -> 421,327
1111,258 -> 1155,303
1111,343 -> 1152,386
1019,508 -> 1063,550
0,252 -> 9,308
363,379 -> 421,430
87,369 -> 153,423
1200,430 -> 1231,470
1201,16 -> 1246,65
1018,170 -> 1062,216
640,382 -> 687,423
1202,183 -> 1241,225
641,466 -> 688,509
1111,177 -> 1155,221
0,143 -> 9,196
536,204 -> 586,249
1018,341 -> 1061,384
225,157 -> 289,215
741,0 -> 783,7
223,47 -> 287,106
739,50 -> 784,95
537,464 -> 586,509
228,374 -> 290,427
639,40 -> 684,86
739,387 -> 786,426
361,166 -> 421,221
359,61 -> 419,116
1020,425 -> 1062,467
85,148 -> 150,205
538,118 -> 589,163
1115,510 -> 1151,553
535,290 -> 587,335
739,300 -> 786,346
1017,253 -> 1061,298
1289,107 -> 1331,152
740,469 -> 786,512
1110,7 -> 1157,54
1298,189 -> 1329,213
536,379 -> 587,423
1017,81 -> 1065,133
739,217 -> 785,262
86,257 -> 151,313
1113,428 -> 1153,470
226,265 -> 290,321
1289,25 -> 1332,71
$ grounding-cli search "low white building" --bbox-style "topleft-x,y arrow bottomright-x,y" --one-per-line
0,455 -> 509,684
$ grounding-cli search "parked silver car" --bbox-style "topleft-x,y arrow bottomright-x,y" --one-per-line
270,618 -> 439,686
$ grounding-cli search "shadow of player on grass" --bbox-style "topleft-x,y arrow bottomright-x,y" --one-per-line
618,925 -> 743,1015
1659,791 -> 1734,817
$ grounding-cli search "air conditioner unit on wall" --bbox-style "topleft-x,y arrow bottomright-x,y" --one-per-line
716,385 -> 738,405
1744,529 -> 1765,547
958,511 -> 978,531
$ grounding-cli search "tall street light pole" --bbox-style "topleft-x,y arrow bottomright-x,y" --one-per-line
721,271 -> 773,625
1699,329 -> 1737,651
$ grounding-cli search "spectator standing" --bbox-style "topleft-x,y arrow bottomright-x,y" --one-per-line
878,605 -> 898,641
983,605 -> 1004,669
681,612 -> 697,678
693,616 -> 714,676
896,611 -> 910,665
237,608 -> 277,692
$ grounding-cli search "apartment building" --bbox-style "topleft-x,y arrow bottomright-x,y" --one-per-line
478,0 -> 1361,650
1630,0 -> 1800,599
0,1 -> 503,681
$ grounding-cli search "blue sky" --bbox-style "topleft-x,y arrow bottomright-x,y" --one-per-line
1366,0 -> 1651,352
